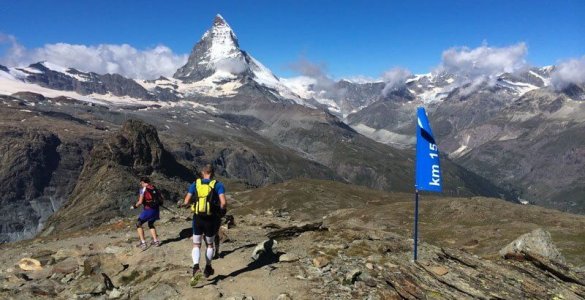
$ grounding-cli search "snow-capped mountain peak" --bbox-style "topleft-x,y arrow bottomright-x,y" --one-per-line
173,14 -> 245,82
203,14 -> 240,63
169,15 -> 308,103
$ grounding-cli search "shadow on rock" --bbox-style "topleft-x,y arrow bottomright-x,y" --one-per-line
216,243 -> 257,259
160,227 -> 192,246
204,251 -> 284,286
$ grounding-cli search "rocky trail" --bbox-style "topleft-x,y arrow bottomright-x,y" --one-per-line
1,204 -> 585,299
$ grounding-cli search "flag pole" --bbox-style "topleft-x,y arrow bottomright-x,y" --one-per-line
413,189 -> 419,261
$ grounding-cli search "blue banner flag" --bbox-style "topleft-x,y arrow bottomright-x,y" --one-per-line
415,107 -> 442,192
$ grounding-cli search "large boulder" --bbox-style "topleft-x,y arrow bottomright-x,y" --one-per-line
499,228 -> 566,264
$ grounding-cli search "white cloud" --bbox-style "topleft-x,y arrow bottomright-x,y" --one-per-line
342,75 -> 379,84
0,34 -> 187,79
436,43 -> 529,93
288,57 -> 345,97
551,56 -> 585,90
289,58 -> 335,89
381,67 -> 412,96
215,57 -> 248,74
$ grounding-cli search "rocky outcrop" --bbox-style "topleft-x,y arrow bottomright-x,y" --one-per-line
499,228 -> 567,264
44,119 -> 194,234
0,128 -> 92,242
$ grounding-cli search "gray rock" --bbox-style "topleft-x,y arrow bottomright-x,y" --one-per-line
139,283 -> 178,300
251,239 -> 277,261
53,257 -> 79,275
279,253 -> 299,262
499,228 -> 566,263
32,250 -> 56,266
74,279 -> 104,295
108,288 -> 122,299
344,269 -> 362,285
275,293 -> 293,300
61,273 -> 75,284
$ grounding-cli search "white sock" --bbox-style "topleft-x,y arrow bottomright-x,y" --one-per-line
206,247 -> 214,265
192,247 -> 200,266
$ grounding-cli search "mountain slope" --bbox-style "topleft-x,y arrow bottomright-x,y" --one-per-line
344,67 -> 585,213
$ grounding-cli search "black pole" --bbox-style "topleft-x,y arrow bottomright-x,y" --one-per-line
413,190 -> 419,261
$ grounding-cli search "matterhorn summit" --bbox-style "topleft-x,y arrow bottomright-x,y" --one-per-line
170,14 -> 305,103
174,14 -> 247,81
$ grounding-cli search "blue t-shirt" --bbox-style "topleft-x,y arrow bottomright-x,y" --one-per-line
188,179 -> 225,195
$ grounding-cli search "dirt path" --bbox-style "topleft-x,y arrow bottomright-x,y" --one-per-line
0,210 -> 316,299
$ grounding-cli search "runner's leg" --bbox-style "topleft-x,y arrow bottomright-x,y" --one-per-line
136,219 -> 146,243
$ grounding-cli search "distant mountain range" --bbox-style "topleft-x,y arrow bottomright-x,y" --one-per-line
0,14 -> 584,242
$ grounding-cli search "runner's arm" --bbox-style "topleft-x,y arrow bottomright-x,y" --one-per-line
133,194 -> 144,209
219,193 -> 226,210
181,182 -> 196,207
183,193 -> 192,206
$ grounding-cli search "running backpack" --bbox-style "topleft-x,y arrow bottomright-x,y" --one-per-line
144,185 -> 162,209
191,179 -> 218,215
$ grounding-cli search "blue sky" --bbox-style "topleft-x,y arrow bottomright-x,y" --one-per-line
1,0 -> 584,78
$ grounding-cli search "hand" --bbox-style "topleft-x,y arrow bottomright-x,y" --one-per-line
130,205 -> 136,210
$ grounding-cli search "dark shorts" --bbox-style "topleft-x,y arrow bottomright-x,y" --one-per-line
192,215 -> 220,237
139,208 -> 160,222
137,218 -> 156,228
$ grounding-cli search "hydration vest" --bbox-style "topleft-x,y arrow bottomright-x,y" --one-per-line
143,184 -> 161,209
191,179 -> 218,215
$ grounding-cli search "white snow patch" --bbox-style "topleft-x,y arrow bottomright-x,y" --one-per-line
340,77 -> 383,84
449,145 -> 468,158
352,123 -> 415,147
178,73 -> 242,97
65,71 -> 92,82
280,76 -> 316,99
418,86 -> 449,103
19,67 -> 43,74
406,73 -> 431,84
204,18 -> 240,64
498,80 -> 539,96
9,68 -> 31,79
529,70 -> 551,86
41,61 -> 69,73
248,55 -> 309,105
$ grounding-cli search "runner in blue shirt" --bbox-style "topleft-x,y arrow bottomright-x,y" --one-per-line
181,164 -> 227,286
